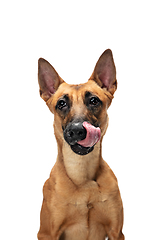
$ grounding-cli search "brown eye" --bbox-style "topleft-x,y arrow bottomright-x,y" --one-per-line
89,97 -> 100,106
57,100 -> 67,110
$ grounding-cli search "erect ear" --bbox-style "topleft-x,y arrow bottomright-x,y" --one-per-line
38,58 -> 64,102
89,49 -> 117,95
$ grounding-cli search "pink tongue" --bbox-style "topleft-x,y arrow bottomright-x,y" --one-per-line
77,122 -> 101,148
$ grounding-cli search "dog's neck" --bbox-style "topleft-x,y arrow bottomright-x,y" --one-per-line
61,141 -> 101,186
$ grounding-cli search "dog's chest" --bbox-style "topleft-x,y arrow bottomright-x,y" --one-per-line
68,180 -> 108,207
57,181 -> 108,240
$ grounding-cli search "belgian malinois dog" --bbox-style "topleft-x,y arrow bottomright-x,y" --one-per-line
37,49 -> 124,240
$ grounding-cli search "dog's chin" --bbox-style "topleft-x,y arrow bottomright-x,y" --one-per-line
70,143 -> 94,155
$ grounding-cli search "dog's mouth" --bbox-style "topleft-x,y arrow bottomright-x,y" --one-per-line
71,143 -> 94,155
63,121 -> 101,155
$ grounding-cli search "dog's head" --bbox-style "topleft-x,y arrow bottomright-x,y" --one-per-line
38,49 -> 117,155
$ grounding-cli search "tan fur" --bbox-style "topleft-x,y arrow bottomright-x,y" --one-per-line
37,50 -> 124,240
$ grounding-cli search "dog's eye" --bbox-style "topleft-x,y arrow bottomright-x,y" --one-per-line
89,97 -> 100,106
57,100 -> 67,110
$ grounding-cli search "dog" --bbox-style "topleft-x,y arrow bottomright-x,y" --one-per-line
37,49 -> 124,240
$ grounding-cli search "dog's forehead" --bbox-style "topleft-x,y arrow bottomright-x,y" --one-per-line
55,81 -> 105,100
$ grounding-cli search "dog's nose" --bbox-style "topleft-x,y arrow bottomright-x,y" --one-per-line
64,122 -> 87,145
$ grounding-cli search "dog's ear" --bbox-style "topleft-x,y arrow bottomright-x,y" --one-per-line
38,58 -> 64,101
89,49 -> 117,95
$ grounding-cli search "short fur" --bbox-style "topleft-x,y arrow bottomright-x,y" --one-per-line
37,49 -> 124,240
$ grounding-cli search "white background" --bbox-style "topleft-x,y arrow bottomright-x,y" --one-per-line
0,1 -> 160,239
